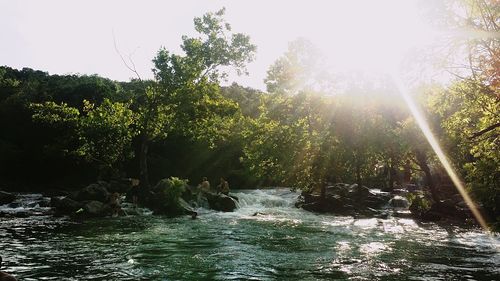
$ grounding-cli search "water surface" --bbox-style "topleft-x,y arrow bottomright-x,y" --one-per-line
1,189 -> 499,280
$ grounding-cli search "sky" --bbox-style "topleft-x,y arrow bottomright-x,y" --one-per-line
0,0 -> 444,91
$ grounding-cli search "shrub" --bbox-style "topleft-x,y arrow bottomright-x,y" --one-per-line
154,177 -> 188,213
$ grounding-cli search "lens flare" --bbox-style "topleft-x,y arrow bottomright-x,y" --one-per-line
392,76 -> 490,232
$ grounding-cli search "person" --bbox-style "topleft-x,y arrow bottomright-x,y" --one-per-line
217,177 -> 230,195
109,192 -> 121,217
129,181 -> 140,208
0,257 -> 18,281
198,177 -> 210,193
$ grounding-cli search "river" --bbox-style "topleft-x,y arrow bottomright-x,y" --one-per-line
1,189 -> 499,280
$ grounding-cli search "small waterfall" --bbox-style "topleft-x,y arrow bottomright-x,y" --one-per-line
388,195 -> 410,209
233,189 -> 298,209
0,193 -> 52,216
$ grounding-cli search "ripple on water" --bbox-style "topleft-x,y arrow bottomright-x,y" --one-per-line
1,189 -> 499,280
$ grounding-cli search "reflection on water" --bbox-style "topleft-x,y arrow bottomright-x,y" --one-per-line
1,189 -> 499,280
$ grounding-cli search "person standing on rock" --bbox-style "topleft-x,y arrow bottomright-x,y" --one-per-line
198,177 -> 210,193
217,177 -> 230,195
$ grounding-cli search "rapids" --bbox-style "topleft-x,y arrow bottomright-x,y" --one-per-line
0,188 -> 499,280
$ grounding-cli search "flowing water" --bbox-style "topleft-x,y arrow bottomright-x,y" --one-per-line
0,189 -> 499,280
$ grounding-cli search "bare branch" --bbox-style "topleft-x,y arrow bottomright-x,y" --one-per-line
469,122 -> 500,139
112,30 -> 142,81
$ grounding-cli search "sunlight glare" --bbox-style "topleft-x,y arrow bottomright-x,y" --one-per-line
392,75 -> 491,233
315,0 -> 439,75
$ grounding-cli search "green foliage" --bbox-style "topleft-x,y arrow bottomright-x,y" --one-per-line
265,38 -> 333,95
79,99 -> 136,175
31,101 -> 80,127
427,79 -> 499,216
0,6 -> 498,226
408,192 -> 432,216
221,83 -> 263,118
132,8 -> 256,187
30,101 -> 81,157
30,99 -> 136,178
155,177 -> 188,210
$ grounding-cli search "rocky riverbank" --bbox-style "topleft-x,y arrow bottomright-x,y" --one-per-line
0,178 -> 239,220
295,183 -> 480,225
0,181 -> 484,227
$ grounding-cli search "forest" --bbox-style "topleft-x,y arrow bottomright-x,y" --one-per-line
1,4 -> 498,228
0,1 -> 499,279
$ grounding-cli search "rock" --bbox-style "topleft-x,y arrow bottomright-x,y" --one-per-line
38,199 -> 51,208
421,211 -> 442,221
431,199 -> 469,219
0,191 -> 15,205
0,210 -> 30,218
364,194 -> 389,209
42,189 -> 70,197
206,192 -> 237,212
456,200 -> 468,209
149,195 -> 196,217
81,201 -> 111,218
7,202 -> 21,208
178,198 -> 197,216
52,197 -> 83,216
75,183 -> 110,203
181,186 -> 196,202
297,183 -> 392,215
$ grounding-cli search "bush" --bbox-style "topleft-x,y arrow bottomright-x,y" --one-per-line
154,177 -> 188,213
408,192 -> 432,217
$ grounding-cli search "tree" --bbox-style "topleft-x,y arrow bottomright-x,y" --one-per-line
264,38 -> 334,95
427,79 -> 499,217
30,99 -> 136,179
78,99 -> 136,178
135,8 -> 256,188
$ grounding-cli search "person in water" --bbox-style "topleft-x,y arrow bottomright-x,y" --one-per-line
0,257 -> 18,281
217,177 -> 230,195
198,177 -> 210,193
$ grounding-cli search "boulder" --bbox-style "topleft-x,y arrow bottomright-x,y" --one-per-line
0,191 -> 15,205
364,193 -> 390,209
75,183 -> 110,203
0,210 -> 30,218
178,198 -> 197,216
432,199 -> 470,219
7,202 -> 21,208
206,192 -> 237,212
52,197 -> 83,216
297,183 -> 392,215
42,189 -> 70,197
149,195 -> 197,216
81,201 -> 111,218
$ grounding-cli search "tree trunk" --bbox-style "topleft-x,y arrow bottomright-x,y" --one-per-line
320,183 -> 326,200
387,161 -> 394,192
355,157 -> 362,188
139,135 -> 150,189
414,149 -> 440,203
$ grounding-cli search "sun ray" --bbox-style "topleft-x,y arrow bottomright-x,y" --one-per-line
392,75 -> 491,233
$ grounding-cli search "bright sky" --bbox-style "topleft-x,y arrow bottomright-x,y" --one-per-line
0,0 -> 444,90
